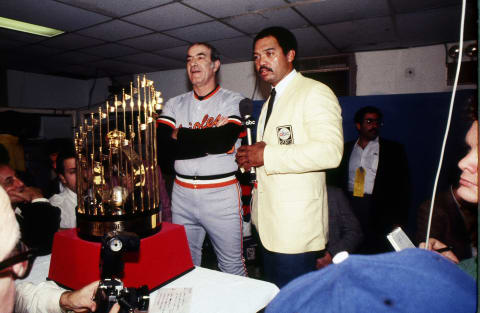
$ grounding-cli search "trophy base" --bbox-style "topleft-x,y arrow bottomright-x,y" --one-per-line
77,209 -> 161,241
48,223 -> 194,291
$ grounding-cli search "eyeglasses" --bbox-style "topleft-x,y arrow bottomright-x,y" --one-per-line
0,241 -> 37,279
364,118 -> 383,126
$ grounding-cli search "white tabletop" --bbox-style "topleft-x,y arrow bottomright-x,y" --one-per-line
22,255 -> 279,313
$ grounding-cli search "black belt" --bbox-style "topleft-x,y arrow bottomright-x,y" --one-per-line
176,171 -> 237,180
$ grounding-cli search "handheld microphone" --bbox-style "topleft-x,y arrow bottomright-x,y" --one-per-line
239,98 -> 256,183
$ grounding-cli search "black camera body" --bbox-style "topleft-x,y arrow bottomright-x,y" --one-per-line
95,278 -> 149,313
95,231 -> 150,313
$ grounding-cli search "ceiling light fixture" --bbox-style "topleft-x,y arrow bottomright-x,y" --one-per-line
0,16 -> 64,37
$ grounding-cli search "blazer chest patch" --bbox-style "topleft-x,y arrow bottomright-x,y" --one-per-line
276,125 -> 293,145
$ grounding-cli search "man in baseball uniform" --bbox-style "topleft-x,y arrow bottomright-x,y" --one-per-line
157,42 -> 246,276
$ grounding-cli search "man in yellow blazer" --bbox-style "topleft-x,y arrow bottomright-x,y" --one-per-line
236,26 -> 343,288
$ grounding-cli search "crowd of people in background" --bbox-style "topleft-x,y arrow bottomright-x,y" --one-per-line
0,25 -> 476,313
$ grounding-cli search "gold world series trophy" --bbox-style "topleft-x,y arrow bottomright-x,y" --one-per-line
48,76 -> 194,297
75,75 -> 163,240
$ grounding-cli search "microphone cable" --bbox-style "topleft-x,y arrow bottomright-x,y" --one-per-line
424,0 -> 467,250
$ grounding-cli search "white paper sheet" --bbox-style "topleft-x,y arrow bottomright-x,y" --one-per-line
150,288 -> 192,313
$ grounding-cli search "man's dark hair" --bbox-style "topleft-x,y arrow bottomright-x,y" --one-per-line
354,106 -> 383,124
466,93 -> 478,121
187,42 -> 220,62
56,147 -> 75,176
253,26 -> 298,57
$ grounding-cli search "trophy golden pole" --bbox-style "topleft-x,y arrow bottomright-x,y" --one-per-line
129,83 -> 136,212
142,76 -> 151,211
74,131 -> 85,214
97,107 -> 105,216
122,89 -> 128,210
137,75 -> 145,212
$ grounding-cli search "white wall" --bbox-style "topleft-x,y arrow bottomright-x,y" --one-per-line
6,70 -> 111,139
7,70 -> 111,108
356,44 -> 476,95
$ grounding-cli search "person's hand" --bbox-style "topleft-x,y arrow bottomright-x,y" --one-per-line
109,303 -> 120,313
216,116 -> 228,126
59,281 -> 122,313
316,251 -> 333,270
235,142 -> 266,172
419,237 -> 459,264
59,280 -> 98,313
10,186 -> 43,203
171,128 -> 179,140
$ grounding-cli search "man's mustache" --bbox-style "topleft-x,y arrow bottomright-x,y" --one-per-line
258,65 -> 273,72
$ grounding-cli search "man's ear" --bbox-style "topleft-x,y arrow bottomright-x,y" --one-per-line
212,59 -> 220,73
355,123 -> 361,131
59,174 -> 67,185
286,49 -> 296,63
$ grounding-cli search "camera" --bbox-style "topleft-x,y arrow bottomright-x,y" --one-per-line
95,278 -> 149,313
95,231 -> 150,313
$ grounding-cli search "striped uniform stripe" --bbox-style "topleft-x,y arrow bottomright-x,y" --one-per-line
157,116 -> 176,129
228,116 -> 242,126
193,85 -> 220,101
175,174 -> 237,189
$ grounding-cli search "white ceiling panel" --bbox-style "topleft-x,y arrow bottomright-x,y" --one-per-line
291,27 -> 338,57
92,59 -> 156,74
0,0 -> 111,31
396,7 -> 462,46
79,43 -> 139,58
154,45 -> 190,61
319,17 -> 396,51
224,7 -> 307,34
77,20 -> 152,41
118,33 -> 187,51
56,0 -> 171,18
40,33 -> 104,50
292,0 -> 390,25
390,0 -> 461,13
164,21 -> 243,43
15,45 -> 62,57
122,3 -> 212,31
182,0 -> 286,18
56,64 -> 100,78
115,53 -> 185,68
52,51 -> 103,64
210,36 -> 254,60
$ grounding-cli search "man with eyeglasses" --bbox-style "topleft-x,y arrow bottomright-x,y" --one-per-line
0,163 -> 60,255
332,106 -> 410,254
0,187 -> 119,313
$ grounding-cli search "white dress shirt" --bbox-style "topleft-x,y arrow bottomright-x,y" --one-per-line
348,137 -> 379,195
49,187 -> 77,228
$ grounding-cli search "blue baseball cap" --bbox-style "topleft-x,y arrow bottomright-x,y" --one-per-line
266,248 -> 476,313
